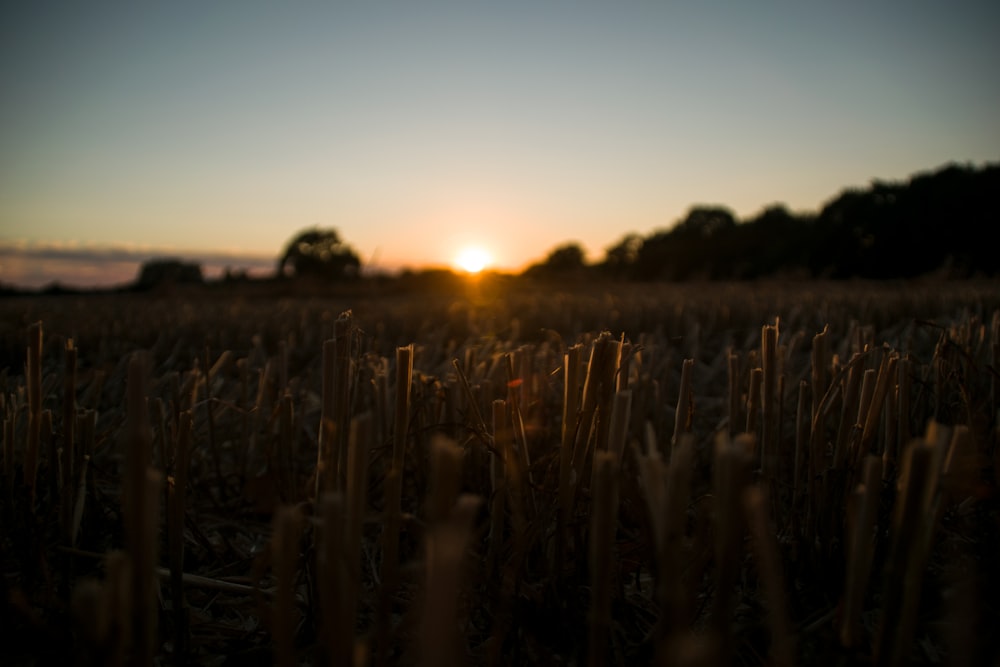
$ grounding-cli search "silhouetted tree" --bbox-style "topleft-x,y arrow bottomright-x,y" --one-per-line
675,205 -> 737,238
600,233 -> 643,278
134,258 -> 204,291
631,206 -> 739,280
525,242 -> 588,278
278,227 -> 361,280
733,204 -> 814,278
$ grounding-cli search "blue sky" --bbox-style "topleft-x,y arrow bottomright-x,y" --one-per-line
1,2 -> 998,286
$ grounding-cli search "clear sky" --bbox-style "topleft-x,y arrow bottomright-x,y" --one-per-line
2,1 -> 998,287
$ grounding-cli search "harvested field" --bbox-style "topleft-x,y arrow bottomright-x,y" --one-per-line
1,279 -> 999,666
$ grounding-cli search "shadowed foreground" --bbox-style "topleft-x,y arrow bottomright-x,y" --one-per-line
1,281 -> 998,666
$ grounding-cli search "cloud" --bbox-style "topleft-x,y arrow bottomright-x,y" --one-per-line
0,240 -> 276,289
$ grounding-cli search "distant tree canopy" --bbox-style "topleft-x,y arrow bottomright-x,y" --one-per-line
134,258 -> 204,291
525,242 -> 588,278
599,162 -> 999,281
278,227 -> 361,280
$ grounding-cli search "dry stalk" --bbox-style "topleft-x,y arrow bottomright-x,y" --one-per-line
875,424 -> 946,667
333,312 -> 354,492
728,351 -> 740,437
588,450 -> 620,667
744,485 -> 795,667
377,345 -> 413,667
942,425 -> 977,502
3,415 -> 12,513
884,355 -> 912,481
421,494 -> 482,667
271,504 -> 304,667
317,339 -> 337,498
710,431 -> 753,656
346,412 -> 373,652
840,455 -> 881,649
673,358 -> 694,458
572,333 -> 621,495
492,398 -> 524,552
452,357 -> 490,446
833,353 -> 865,472
168,409 -> 193,661
745,366 -> 762,444
201,346 -> 224,494
428,435 -> 463,524
608,389 -> 632,464
860,352 -> 897,454
760,321 -> 779,484
658,434 -> 695,645
25,321 -> 42,503
505,352 -> 537,515
556,344 -> 584,574
277,391 -> 295,502
793,379 -> 809,526
317,492 -> 352,666
62,338 -> 77,502
124,353 -> 160,666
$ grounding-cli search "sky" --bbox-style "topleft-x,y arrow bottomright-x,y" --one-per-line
1,1 -> 998,288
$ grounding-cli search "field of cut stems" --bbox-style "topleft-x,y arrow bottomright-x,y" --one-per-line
1,279 -> 999,666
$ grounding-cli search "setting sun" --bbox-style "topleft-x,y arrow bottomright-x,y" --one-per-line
454,246 -> 491,274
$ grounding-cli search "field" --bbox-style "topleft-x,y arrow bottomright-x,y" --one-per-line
1,278 -> 999,666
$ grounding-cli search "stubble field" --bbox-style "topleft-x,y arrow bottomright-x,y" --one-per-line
1,278 -> 998,666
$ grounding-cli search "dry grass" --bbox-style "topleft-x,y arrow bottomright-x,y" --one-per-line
1,279 -> 998,666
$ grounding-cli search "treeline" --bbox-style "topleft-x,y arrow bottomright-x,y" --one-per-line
530,161 -> 999,281
99,160 -> 1000,295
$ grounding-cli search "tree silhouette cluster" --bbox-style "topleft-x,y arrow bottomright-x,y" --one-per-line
277,227 -> 361,281
126,162 -> 997,294
591,162 -> 998,281
133,258 -> 204,291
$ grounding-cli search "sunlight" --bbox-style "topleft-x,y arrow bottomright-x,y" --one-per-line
454,246 -> 491,274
